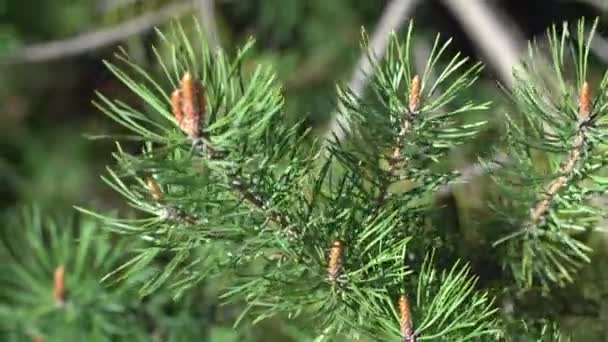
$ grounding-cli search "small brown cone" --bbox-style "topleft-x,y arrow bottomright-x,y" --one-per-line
327,240 -> 345,284
409,75 -> 421,113
53,265 -> 65,305
146,177 -> 162,202
171,90 -> 183,125
579,81 -> 591,120
399,294 -> 416,341
172,72 -> 206,139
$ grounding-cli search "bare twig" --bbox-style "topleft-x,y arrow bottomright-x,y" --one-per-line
197,0 -> 220,50
347,0 -> 420,99
589,31 -> 608,63
323,0 -> 421,144
576,0 -> 608,12
442,0 -> 525,87
413,36 -> 435,80
3,1 -> 194,64
436,153 -> 511,199
97,0 -> 141,14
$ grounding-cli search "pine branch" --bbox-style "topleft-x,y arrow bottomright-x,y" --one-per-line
82,18 -> 532,339
375,74 -> 421,208
229,177 -> 296,238
145,176 -> 198,224
392,74 -> 422,168
0,208 -> 139,339
527,82 -> 592,227
171,71 -> 297,238
490,19 -> 607,288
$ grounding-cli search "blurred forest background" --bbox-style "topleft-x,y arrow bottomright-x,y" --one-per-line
2,0 -> 608,340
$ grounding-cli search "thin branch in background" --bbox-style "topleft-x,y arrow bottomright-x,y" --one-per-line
2,1 -> 195,64
436,153 -> 510,199
97,0 -> 141,14
197,0 -> 220,50
589,31 -> 608,63
413,36 -> 435,77
433,0 -> 525,198
323,0 -> 421,144
575,0 -> 608,12
442,0 -> 525,88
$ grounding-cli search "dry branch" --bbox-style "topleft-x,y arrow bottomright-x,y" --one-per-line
323,0 -> 421,144
3,1 -> 194,63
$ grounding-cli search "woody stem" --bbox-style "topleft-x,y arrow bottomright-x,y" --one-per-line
527,123 -> 588,228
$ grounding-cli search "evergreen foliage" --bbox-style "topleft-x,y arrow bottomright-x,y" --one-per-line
490,19 -> 608,288
3,16 -> 607,341
81,19 -> 505,341
0,207 -> 140,341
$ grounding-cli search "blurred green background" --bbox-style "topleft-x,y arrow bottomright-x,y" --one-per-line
2,0 -> 608,340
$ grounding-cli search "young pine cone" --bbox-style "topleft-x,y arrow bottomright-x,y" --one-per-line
171,72 -> 206,139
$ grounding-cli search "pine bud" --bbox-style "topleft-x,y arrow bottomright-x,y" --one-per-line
579,81 -> 591,120
409,75 -> 421,113
399,294 -> 416,341
327,240 -> 345,285
171,89 -> 183,127
53,265 -> 65,305
171,72 -> 206,139
146,177 -> 162,202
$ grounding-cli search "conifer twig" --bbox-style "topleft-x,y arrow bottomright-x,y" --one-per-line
229,178 -> 295,237
146,176 -> 198,224
375,75 -> 421,208
393,74 -> 421,162
171,72 -> 296,237
527,82 -> 592,228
